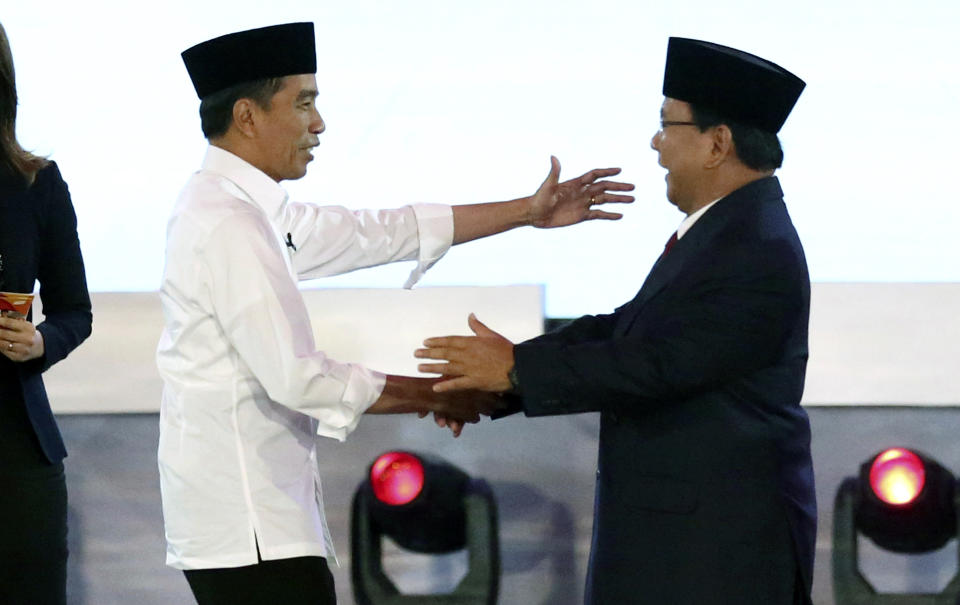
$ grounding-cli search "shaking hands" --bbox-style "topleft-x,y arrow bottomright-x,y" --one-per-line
414,314 -> 517,436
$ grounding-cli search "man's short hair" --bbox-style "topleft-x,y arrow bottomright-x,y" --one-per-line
689,104 -> 784,171
199,77 -> 285,139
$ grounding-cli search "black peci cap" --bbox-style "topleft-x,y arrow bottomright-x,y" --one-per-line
182,22 -> 316,99
663,37 -> 805,133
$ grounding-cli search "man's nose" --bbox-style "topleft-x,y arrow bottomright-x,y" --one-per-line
312,113 -> 325,135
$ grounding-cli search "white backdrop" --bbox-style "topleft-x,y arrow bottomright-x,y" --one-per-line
3,0 -> 959,319
3,2 -> 958,407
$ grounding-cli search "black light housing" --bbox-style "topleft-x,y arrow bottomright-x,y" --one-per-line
833,447 -> 960,604
855,448 -> 956,554
351,451 -> 499,605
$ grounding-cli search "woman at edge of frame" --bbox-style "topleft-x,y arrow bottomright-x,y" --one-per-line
0,20 -> 92,605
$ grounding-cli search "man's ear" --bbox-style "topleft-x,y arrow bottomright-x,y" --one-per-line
232,98 -> 258,138
705,124 -> 734,169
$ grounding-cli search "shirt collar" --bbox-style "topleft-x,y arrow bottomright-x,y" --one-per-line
201,145 -> 288,221
676,197 -> 721,240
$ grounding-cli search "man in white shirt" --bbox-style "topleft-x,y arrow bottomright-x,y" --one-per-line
159,22 -> 634,605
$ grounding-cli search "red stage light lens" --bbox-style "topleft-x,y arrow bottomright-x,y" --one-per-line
370,452 -> 425,506
869,448 -> 926,506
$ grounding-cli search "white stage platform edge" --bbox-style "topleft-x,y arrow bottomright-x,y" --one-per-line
36,283 -> 960,413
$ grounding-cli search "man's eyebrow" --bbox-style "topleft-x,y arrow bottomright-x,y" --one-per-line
297,89 -> 319,101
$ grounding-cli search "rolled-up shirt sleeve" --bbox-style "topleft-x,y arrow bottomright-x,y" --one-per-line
403,203 -> 455,288
201,209 -> 385,440
282,202 -> 454,288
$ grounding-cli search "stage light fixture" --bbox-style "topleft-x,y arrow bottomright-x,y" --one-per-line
833,447 -> 960,604
351,451 -> 499,605
370,451 -> 425,506
869,448 -> 925,507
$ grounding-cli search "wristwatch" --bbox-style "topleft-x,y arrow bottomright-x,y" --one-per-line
507,365 -> 520,393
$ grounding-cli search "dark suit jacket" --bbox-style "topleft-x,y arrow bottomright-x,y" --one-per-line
0,162 -> 92,464
513,177 -> 815,604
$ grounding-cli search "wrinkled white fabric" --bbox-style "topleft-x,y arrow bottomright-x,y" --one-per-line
157,146 -> 453,569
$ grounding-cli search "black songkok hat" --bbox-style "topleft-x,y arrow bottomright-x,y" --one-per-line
182,22 -> 317,99
663,37 -> 805,134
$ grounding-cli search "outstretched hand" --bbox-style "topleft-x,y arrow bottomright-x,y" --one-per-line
415,313 -> 515,393
528,156 -> 635,228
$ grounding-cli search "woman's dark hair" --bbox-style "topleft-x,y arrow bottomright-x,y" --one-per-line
199,77 -> 286,139
689,104 -> 783,171
0,22 -> 48,185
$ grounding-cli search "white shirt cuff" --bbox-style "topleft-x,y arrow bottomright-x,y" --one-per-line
314,366 -> 387,441
403,204 -> 454,289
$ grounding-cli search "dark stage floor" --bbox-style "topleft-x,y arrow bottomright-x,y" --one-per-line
57,407 -> 960,604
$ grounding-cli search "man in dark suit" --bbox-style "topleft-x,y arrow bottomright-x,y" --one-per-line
416,37 -> 815,604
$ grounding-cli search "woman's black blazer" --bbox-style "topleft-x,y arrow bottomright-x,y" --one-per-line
0,161 -> 92,463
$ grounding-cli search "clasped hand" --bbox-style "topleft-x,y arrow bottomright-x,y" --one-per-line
416,383 -> 504,438
414,314 -> 515,436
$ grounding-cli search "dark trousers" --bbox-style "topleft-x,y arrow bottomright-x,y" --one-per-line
184,554 -> 337,605
0,463 -> 68,605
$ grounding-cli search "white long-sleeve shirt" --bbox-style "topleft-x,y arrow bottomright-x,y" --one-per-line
156,146 -> 453,570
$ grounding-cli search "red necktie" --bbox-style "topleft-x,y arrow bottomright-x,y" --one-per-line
662,231 -> 678,257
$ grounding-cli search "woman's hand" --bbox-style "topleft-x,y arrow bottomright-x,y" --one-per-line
0,316 -> 45,362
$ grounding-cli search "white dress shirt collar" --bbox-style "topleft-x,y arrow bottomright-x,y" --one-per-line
677,197 -> 721,240
202,145 -> 288,222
